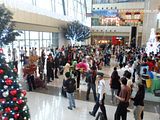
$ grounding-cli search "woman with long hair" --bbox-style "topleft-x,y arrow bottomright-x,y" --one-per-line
131,84 -> 145,120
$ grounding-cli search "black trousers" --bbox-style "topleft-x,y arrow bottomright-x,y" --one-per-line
27,75 -> 36,91
55,67 -> 58,78
86,83 -> 97,101
114,102 -> 129,120
92,94 -> 107,120
47,69 -> 54,82
76,70 -> 80,88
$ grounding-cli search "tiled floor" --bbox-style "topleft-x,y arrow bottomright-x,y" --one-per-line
27,92 -> 159,120
19,56 -> 160,120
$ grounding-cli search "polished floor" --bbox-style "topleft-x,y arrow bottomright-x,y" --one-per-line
19,57 -> 160,120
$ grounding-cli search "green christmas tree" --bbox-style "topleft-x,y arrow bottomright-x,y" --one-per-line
0,4 -> 30,120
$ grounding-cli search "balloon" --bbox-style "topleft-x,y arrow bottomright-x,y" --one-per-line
2,91 -> 9,97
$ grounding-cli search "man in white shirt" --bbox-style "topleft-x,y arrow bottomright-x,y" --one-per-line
89,73 -> 107,120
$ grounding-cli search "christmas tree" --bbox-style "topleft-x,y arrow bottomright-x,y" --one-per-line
0,4 -> 30,120
146,28 -> 160,55
0,50 -> 30,120
63,21 -> 90,46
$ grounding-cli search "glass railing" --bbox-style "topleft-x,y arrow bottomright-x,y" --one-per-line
93,0 -> 145,4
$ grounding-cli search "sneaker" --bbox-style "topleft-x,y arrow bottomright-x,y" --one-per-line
68,107 -> 72,110
89,111 -> 95,117
73,106 -> 76,108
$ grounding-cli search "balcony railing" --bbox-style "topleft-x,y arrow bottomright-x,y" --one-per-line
93,0 -> 145,4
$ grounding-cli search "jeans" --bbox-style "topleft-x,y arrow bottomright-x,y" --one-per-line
133,105 -> 144,120
67,92 -> 75,108
111,88 -> 118,103
86,83 -> 97,101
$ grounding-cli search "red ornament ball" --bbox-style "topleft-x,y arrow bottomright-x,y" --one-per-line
14,107 -> 19,111
5,78 -> 12,85
17,99 -> 23,104
5,107 -> 11,113
10,90 -> 17,96
0,69 -> 4,75
0,98 -> 5,103
3,117 -> 8,120
22,90 -> 27,96
0,48 -> 3,53
13,97 -> 17,101
14,113 -> 19,119
13,68 -> 18,73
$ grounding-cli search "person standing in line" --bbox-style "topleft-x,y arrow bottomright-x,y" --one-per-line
131,84 -> 145,120
63,72 -> 76,110
89,73 -> 107,120
114,77 -> 131,120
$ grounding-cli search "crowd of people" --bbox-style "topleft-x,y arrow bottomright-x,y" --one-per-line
8,44 -> 160,120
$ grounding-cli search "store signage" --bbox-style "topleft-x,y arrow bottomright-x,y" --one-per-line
92,10 -> 118,17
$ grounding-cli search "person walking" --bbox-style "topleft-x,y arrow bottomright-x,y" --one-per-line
114,77 -> 131,120
131,84 -> 145,120
63,72 -> 76,110
89,73 -> 107,120
86,66 -> 97,102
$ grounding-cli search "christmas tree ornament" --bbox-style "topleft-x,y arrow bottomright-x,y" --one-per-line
5,107 -> 11,113
9,118 -> 14,120
5,78 -> 12,85
3,117 -> 8,120
17,99 -> 23,104
10,90 -> 17,96
3,85 -> 8,89
12,97 -> 17,101
13,68 -> 17,73
0,69 -> 4,74
14,113 -> 19,119
14,106 -> 18,111
2,91 -> 9,97
22,90 -> 27,96
0,48 -> 3,53
4,75 -> 8,79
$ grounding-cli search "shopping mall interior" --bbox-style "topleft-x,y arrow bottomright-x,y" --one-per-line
0,0 -> 160,120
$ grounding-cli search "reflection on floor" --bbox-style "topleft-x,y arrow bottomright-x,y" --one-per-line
27,92 -> 159,120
